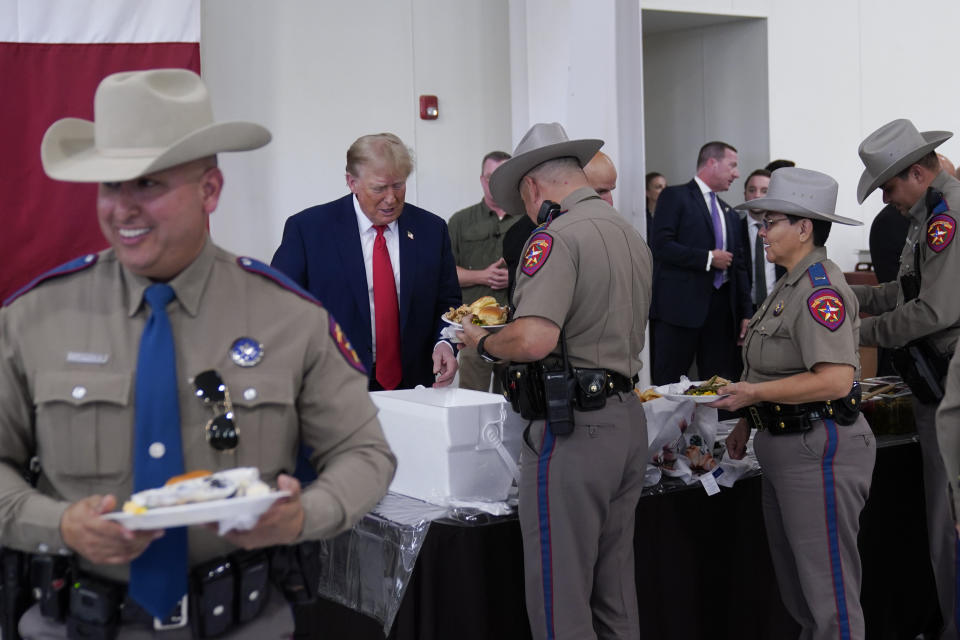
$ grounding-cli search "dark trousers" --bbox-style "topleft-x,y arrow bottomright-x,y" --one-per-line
651,283 -> 740,385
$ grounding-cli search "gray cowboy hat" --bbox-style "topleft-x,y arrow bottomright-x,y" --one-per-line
733,167 -> 861,226
41,68 -> 271,183
489,122 -> 603,215
856,118 -> 952,203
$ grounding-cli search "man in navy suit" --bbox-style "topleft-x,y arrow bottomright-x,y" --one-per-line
740,168 -> 787,311
271,133 -> 461,390
649,141 -> 752,385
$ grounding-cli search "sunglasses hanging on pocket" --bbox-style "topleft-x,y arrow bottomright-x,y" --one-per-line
191,370 -> 239,451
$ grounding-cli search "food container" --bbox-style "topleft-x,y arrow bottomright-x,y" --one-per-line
371,388 -> 525,505
860,376 -> 916,435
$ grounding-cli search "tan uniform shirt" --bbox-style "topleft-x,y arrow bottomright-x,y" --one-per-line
0,240 -> 396,583
512,187 -> 652,377
853,171 -> 960,354
743,246 -> 860,383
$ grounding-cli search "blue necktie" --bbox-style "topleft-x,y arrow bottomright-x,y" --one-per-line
709,192 -> 724,289
129,283 -> 187,620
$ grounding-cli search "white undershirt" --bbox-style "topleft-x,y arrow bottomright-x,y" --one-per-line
695,175 -> 728,280
353,196 -> 400,358
747,218 -> 778,299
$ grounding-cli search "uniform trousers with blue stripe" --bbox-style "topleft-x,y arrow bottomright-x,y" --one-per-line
754,415 -> 875,640
518,392 -> 647,640
914,399 -> 959,639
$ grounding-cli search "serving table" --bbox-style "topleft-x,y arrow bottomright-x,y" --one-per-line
294,431 -> 939,639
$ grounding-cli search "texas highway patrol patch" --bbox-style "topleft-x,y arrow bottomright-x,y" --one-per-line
330,316 -> 366,373
926,214 -> 956,253
521,233 -> 553,276
807,289 -> 845,331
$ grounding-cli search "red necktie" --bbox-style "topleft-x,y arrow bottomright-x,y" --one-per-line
373,225 -> 402,389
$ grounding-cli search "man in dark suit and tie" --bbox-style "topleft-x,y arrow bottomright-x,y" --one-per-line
271,132 -> 461,390
740,168 -> 787,311
649,141 -> 752,385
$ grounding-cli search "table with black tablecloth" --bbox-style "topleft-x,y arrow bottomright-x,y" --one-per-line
296,435 -> 940,640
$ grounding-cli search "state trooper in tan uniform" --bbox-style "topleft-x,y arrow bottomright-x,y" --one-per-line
0,69 -> 395,639
715,169 -> 875,640
850,119 -> 960,640
460,123 -> 652,640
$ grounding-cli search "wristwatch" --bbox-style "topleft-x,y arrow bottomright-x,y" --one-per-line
476,334 -> 497,363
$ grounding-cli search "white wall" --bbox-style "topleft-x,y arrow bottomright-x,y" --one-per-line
642,17 -> 769,203
198,0 -> 960,279
200,0 -> 511,263
641,0 -> 960,271
508,0 -> 644,228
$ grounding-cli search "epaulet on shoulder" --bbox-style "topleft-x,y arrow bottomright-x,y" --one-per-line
806,262 -> 831,288
3,253 -> 98,307
236,257 -> 324,307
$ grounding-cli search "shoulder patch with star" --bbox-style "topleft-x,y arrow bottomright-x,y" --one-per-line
807,288 -> 846,331
521,232 -> 554,276
926,213 -> 956,253
329,316 -> 366,374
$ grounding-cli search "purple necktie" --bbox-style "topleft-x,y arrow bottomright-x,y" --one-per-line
709,192 -> 723,289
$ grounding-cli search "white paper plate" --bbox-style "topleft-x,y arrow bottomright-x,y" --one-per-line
654,381 -> 729,404
102,491 -> 290,530
440,315 -> 506,330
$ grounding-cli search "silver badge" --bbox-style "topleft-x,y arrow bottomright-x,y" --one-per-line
230,337 -> 264,367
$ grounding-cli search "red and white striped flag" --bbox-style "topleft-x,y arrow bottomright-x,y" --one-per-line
0,0 -> 201,301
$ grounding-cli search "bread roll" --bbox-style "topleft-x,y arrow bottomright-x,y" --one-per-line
468,296 -> 498,314
476,305 -> 507,325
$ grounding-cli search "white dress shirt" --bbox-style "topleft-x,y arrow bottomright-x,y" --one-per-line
353,195 -> 401,358
695,175 -> 728,281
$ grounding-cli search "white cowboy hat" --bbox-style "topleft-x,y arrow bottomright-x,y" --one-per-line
733,167 -> 861,226
41,68 -> 271,183
489,122 -> 602,215
856,118 -> 952,203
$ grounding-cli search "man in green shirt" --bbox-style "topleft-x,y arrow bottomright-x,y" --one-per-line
448,150 -> 520,391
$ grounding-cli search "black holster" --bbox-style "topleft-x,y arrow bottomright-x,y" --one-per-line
269,540 -> 321,605
501,361 -> 577,436
502,362 -> 546,421
892,339 -> 948,403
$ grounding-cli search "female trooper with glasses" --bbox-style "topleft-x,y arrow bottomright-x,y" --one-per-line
710,168 -> 876,640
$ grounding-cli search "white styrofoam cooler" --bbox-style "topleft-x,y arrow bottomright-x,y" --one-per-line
371,387 -> 525,504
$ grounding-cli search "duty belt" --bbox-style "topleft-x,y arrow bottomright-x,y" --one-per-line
744,383 -> 862,434
746,400 -> 849,435
596,371 -> 639,396
33,541 -> 321,639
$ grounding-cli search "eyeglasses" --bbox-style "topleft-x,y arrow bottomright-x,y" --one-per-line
191,370 -> 238,451
761,216 -> 790,231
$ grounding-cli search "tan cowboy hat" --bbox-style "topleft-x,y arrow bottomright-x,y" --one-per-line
856,118 -> 952,203
733,167 -> 861,226
41,68 -> 271,182
489,122 -> 602,215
